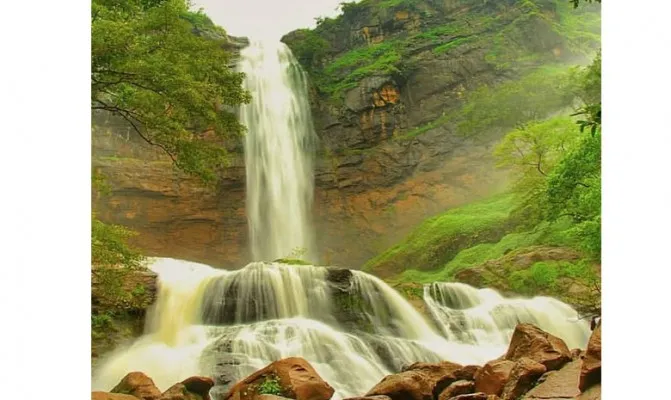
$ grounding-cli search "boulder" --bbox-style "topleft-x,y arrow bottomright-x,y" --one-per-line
181,376 -> 215,400
438,380 -> 475,400
446,394 -> 488,400
111,372 -> 162,400
570,349 -> 582,361
343,396 -> 391,400
224,357 -> 334,400
161,383 -> 204,400
499,358 -> 546,400
453,366 -> 480,381
92,392 -> 140,400
579,324 -> 601,391
473,360 -> 515,396
505,324 -> 571,371
576,384 -> 600,400
366,361 -> 463,400
523,360 -> 581,400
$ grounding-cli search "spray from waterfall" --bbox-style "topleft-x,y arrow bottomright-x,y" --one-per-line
240,41 -> 317,262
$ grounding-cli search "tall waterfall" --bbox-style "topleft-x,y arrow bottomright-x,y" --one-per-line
92,258 -> 591,399
240,41 -> 317,262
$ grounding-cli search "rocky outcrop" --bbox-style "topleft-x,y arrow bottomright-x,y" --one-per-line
223,357 -> 334,400
437,380 -> 475,400
366,361 -> 463,400
579,324 -> 601,391
111,372 -> 162,400
505,324 -> 572,372
97,372 -> 214,400
473,360 -> 515,397
499,358 -> 546,400
523,360 -> 581,400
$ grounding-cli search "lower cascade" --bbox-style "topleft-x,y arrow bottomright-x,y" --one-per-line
92,258 -> 590,399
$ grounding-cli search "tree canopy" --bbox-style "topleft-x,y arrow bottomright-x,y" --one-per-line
92,0 -> 251,183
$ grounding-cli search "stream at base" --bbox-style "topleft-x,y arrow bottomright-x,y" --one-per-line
92,258 -> 590,399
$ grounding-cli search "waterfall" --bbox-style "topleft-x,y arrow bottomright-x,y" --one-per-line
92,259 -> 590,399
240,41 -> 317,262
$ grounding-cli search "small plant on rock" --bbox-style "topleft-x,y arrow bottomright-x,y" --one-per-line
257,374 -> 283,396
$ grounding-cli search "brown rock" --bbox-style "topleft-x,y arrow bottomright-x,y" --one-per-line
447,394 -> 488,400
453,366 -> 480,381
224,357 -> 334,400
343,396 -> 391,400
438,380 -> 475,400
92,392 -> 140,400
161,383 -> 202,400
474,360 -> 515,396
576,383 -> 600,400
179,376 -> 215,400
111,372 -> 162,400
570,349 -> 582,361
367,361 -> 463,400
523,360 -> 581,400
500,358 -> 546,400
579,324 -> 601,391
505,324 -> 571,371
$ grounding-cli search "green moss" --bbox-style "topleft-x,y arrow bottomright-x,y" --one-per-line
363,194 -> 517,276
433,37 -> 474,54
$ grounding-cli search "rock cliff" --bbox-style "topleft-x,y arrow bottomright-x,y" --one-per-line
92,0 -> 600,269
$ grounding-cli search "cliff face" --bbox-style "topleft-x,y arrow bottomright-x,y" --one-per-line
92,0 -> 600,269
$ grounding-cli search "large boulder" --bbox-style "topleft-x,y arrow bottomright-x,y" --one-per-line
161,377 -> 216,400
366,361 -> 463,400
505,324 -> 571,371
437,380 -> 475,400
522,360 -> 581,400
92,393 -> 140,400
579,324 -> 601,391
499,358 -> 546,400
111,372 -> 162,400
445,394 -> 489,400
224,357 -> 334,400
453,366 -> 481,382
473,360 -> 515,396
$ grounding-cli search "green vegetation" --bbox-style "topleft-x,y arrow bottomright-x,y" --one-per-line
257,375 -> 283,396
363,194 -> 517,276
92,0 -> 250,183
274,258 -> 312,266
367,46 -> 601,315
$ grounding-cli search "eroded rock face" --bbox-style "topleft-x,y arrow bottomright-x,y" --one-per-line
505,324 -> 571,372
523,360 -> 581,400
98,374 -> 217,400
224,357 -> 334,400
579,323 -> 601,391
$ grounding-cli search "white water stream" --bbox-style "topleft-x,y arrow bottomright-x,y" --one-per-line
92,258 -> 590,399
241,40 -> 317,262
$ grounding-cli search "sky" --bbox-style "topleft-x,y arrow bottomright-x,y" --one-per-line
193,0 -> 346,40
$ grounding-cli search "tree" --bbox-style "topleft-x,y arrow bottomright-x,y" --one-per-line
92,0 -> 251,183
571,0 -> 601,9
571,51 -> 601,135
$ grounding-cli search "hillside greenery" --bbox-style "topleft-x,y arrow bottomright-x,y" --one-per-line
366,50 -> 601,315
284,0 -> 600,103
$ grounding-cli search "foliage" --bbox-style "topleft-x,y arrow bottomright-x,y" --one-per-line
363,194 -> 516,275
457,66 -> 577,136
92,215 -> 144,269
571,51 -> 601,135
257,375 -> 283,396
92,0 -> 251,183
571,0 -> 601,8
288,29 -> 331,69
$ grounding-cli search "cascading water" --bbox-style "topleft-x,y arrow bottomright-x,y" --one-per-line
92,258 -> 590,399
91,40 -> 591,400
240,41 -> 317,262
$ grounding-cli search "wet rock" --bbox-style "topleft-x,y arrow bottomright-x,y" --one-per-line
500,358 -> 546,400
343,396 -> 392,400
224,357 -> 334,400
570,349 -> 582,361
576,384 -> 600,400
438,380 -> 475,400
111,372 -> 162,400
505,324 -> 571,371
579,324 -> 601,391
366,361 -> 463,400
161,383 -> 204,400
92,393 -> 140,400
474,360 -> 515,396
181,376 -> 215,400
